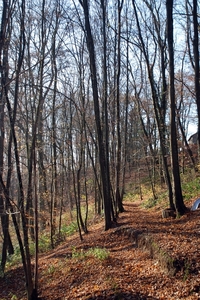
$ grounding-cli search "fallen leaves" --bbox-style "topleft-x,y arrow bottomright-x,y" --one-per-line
1,201 -> 200,299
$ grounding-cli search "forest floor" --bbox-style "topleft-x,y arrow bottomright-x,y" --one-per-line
1,200 -> 200,300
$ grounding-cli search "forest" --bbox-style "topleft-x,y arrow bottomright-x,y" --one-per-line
0,0 -> 200,299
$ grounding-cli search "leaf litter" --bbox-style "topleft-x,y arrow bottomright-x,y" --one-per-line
1,201 -> 200,299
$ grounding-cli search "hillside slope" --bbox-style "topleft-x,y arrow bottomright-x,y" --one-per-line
1,201 -> 200,300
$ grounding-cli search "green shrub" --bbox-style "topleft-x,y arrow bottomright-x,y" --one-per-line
6,246 -> 22,268
47,264 -> 56,275
87,247 -> 110,260
71,247 -> 86,259
61,222 -> 78,236
71,246 -> 109,261
142,197 -> 157,209
182,177 -> 200,202
38,234 -> 51,253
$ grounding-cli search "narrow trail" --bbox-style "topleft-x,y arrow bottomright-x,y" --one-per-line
1,201 -> 200,299
37,201 -> 200,300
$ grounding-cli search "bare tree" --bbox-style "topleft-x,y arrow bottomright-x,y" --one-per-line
192,0 -> 200,148
132,0 -> 174,209
0,0 -> 14,274
166,0 -> 187,214
79,0 -> 114,230
115,0 -> 124,213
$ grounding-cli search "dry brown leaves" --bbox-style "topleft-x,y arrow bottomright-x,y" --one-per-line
1,201 -> 200,300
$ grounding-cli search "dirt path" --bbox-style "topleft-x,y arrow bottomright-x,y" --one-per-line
1,201 -> 200,299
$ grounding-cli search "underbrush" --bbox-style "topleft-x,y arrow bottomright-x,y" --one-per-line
71,246 -> 110,261
3,169 -> 200,274
181,174 -> 200,202
125,169 -> 200,210
4,221 -> 79,270
3,203 -> 96,271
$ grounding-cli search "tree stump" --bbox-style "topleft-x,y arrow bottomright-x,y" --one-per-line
162,208 -> 176,218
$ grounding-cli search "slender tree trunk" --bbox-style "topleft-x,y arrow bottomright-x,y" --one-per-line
132,0 -> 174,210
166,0 -> 187,215
50,4 -> 59,244
115,0 -> 124,213
0,0 -> 9,273
100,0 -> 115,218
121,12 -> 129,202
4,73 -> 34,300
80,0 -> 113,230
33,147 -> 38,296
192,0 -> 200,150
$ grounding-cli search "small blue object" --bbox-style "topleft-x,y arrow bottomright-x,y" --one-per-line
191,198 -> 200,211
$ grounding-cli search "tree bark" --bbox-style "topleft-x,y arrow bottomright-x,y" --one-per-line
132,0 -> 174,210
115,0 -> 124,213
80,0 -> 113,230
0,0 -> 10,273
192,0 -> 200,149
166,0 -> 187,215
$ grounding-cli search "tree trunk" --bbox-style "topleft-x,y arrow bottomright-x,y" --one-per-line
80,0 -> 113,230
132,0 -> 174,210
115,0 -> 124,213
0,0 -> 9,273
1,0 -> 35,297
192,0 -> 200,150
166,0 -> 187,215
